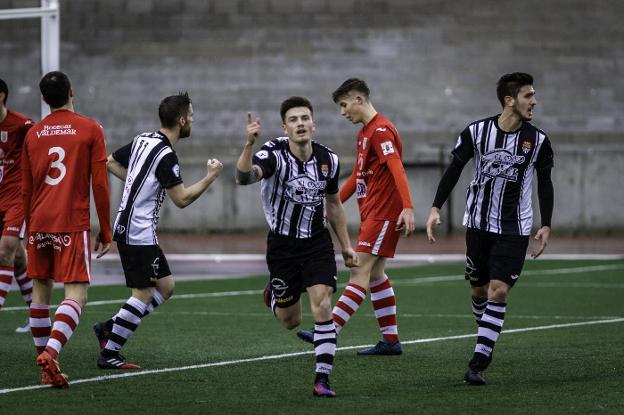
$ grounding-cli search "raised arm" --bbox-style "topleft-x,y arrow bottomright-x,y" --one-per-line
235,112 -> 264,185
166,159 -> 223,208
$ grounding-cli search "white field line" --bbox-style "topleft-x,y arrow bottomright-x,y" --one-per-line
2,264 -> 623,312
164,311 -> 624,321
95,253 -> 624,262
1,317 -> 623,395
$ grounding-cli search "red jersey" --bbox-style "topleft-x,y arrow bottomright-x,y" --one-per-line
353,113 -> 405,221
22,109 -> 111,241
0,110 -> 34,210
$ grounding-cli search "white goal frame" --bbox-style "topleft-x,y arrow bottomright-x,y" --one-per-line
0,0 -> 60,118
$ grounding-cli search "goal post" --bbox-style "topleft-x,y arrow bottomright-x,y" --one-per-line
0,0 -> 60,118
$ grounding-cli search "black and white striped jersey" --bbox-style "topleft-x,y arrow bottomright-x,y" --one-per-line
252,137 -> 340,239
112,131 -> 183,245
453,115 -> 554,235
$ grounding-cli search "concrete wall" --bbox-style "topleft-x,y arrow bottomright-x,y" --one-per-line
2,0 -> 623,232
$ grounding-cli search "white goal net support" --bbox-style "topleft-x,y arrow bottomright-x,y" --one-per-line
0,0 -> 60,118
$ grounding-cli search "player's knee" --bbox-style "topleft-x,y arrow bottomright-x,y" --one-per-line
0,248 -> 15,266
488,286 -> 509,302
280,315 -> 301,330
159,283 -> 174,300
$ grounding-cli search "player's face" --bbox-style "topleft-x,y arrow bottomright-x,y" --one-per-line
179,104 -> 193,138
282,106 -> 315,144
511,85 -> 536,121
336,93 -> 362,124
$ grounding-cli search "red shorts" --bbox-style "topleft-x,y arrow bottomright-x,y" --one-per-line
356,219 -> 400,258
0,202 -> 25,238
27,231 -> 92,283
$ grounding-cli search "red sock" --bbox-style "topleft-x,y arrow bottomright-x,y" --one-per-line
0,266 -> 13,308
30,303 -> 51,354
14,271 -> 32,306
46,299 -> 81,358
370,275 -> 399,343
332,283 -> 366,333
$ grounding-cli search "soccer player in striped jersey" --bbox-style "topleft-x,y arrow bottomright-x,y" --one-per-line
426,72 -> 554,385
22,72 -> 112,388
298,78 -> 415,355
236,96 -> 359,397
94,93 -> 223,371
0,78 -> 34,332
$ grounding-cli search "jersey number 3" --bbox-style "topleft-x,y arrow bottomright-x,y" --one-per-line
45,146 -> 67,185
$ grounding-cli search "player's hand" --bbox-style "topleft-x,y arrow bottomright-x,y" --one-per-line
246,112 -> 261,145
342,248 -> 359,268
207,158 -> 223,177
530,226 -> 551,259
94,233 -> 111,259
396,207 -> 415,237
426,207 -> 441,243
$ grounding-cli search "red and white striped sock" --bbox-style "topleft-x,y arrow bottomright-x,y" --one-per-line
29,303 -> 51,354
332,283 -> 367,333
370,274 -> 399,343
14,271 -> 32,306
46,299 -> 81,359
0,266 -> 13,309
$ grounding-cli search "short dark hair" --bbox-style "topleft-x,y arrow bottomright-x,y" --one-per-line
280,96 -> 313,122
332,78 -> 370,103
158,92 -> 192,128
39,71 -> 72,108
0,78 -> 8,105
496,72 -> 534,107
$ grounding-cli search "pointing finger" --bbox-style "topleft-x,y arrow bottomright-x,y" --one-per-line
247,112 -> 252,125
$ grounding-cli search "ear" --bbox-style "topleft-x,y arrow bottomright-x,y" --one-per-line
282,123 -> 287,134
179,115 -> 187,127
505,95 -> 515,107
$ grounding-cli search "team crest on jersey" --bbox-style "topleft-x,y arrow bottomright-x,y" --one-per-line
0,131 -> 7,143
381,141 -> 395,156
172,164 -> 180,178
320,164 -> 329,177
255,150 -> 269,159
521,140 -> 532,154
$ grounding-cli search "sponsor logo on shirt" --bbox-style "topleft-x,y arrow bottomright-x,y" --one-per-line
172,164 -> 180,178
355,178 -> 367,199
357,240 -> 372,247
480,150 -> 525,182
381,141 -> 395,156
284,175 -> 327,206
36,124 -> 77,138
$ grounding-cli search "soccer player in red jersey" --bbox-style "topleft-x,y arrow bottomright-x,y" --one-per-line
22,71 -> 112,388
0,79 -> 35,329
299,78 -> 415,354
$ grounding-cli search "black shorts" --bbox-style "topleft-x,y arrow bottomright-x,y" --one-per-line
464,227 -> 529,287
266,229 -> 337,308
117,241 -> 172,289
